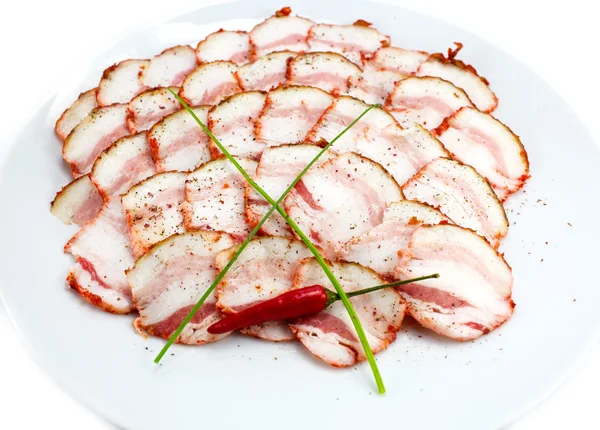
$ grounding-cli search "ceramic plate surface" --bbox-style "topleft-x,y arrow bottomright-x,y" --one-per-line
1,1 -> 598,429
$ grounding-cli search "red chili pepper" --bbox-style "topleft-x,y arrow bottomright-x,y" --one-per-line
207,273 -> 439,335
207,285 -> 330,334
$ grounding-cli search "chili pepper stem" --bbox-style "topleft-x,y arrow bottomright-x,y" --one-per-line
156,90 -> 384,392
324,288 -> 339,306
325,273 -> 440,307
343,274 -> 440,302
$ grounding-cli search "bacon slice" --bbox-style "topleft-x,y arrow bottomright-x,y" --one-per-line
121,172 -> 187,258
196,30 -> 250,65
284,152 -> 403,259
63,104 -> 130,177
236,51 -> 296,91
289,258 -> 405,367
307,95 -> 398,143
434,106 -> 529,201
147,106 -> 211,172
382,125 -> 451,184
51,175 -> 103,226
236,321 -> 294,341
215,236 -> 315,341
402,158 -> 508,247
90,133 -> 156,198
307,23 -> 390,65
339,201 -> 450,278
207,91 -> 266,159
348,68 -> 405,105
416,45 -> 497,112
287,52 -> 362,94
395,224 -> 514,340
246,144 -> 336,237
386,76 -> 474,129
55,89 -> 98,142
64,197 -> 134,313
183,157 -> 257,241
368,46 -> 429,74
126,87 -> 180,134
179,61 -> 241,106
250,13 -> 314,58
140,45 -> 197,88
97,59 -> 148,106
127,231 -> 235,344
255,85 -> 333,146
306,96 -> 449,185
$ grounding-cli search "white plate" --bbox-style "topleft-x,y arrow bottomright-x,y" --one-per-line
1,1 -> 598,429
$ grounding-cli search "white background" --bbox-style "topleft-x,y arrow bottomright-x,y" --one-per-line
0,0 -> 598,428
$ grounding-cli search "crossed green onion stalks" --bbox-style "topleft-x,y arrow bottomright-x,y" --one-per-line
155,89 -> 385,393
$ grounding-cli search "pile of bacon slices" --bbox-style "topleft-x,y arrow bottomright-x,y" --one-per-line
51,7 -> 528,366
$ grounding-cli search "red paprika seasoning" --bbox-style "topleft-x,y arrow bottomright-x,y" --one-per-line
207,273 -> 439,334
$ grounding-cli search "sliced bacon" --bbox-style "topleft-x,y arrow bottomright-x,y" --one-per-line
147,106 -> 211,172
255,85 -> 333,146
126,87 -> 180,134
416,44 -> 497,112
236,321 -> 294,341
127,231 -> 236,344
306,96 -> 449,185
246,144 -> 336,237
90,133 -> 156,199
179,61 -> 241,106
64,197 -> 134,314
385,76 -> 474,129
367,46 -> 429,74
236,51 -> 296,91
339,201 -> 450,278
287,52 -> 362,94
121,172 -> 187,258
284,152 -> 403,259
395,224 -> 514,340
250,12 -> 314,59
434,106 -> 529,201
402,158 -> 508,247
215,236 -> 315,341
196,30 -> 250,65
348,68 -> 405,105
382,125 -> 451,184
307,95 -> 398,144
183,157 -> 257,240
55,88 -> 98,142
289,258 -> 405,367
307,23 -> 390,65
51,175 -> 103,226
139,45 -> 197,88
97,59 -> 148,106
207,91 -> 266,159
62,104 -> 130,177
